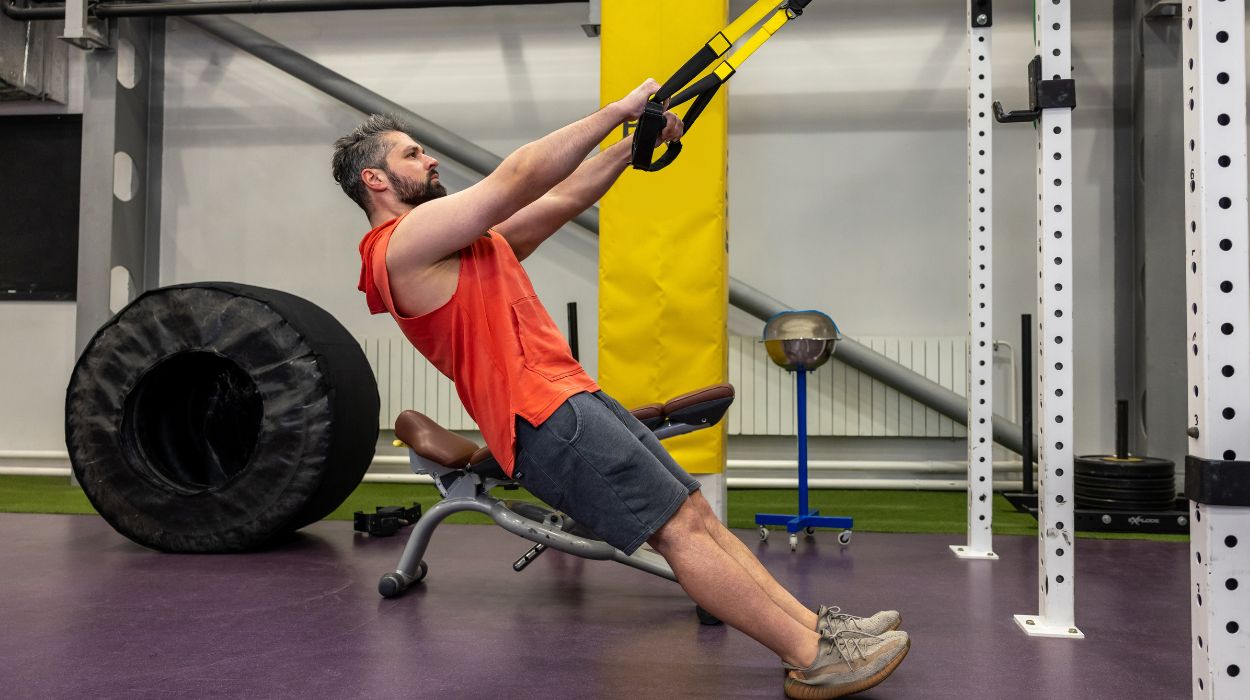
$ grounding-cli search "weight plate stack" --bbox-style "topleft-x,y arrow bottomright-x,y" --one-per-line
1074,455 -> 1177,512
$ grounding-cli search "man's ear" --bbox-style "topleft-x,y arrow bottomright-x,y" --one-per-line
361,168 -> 388,193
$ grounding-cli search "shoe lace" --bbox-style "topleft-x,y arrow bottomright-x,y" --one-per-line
828,630 -> 883,668
822,606 -> 863,622
818,605 -> 865,635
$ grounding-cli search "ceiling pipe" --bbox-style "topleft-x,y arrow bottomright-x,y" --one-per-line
1,0 -> 63,19
3,0 -> 583,21
187,15 -> 1027,457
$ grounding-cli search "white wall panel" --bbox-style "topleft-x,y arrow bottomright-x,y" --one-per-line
0,1 -> 1118,456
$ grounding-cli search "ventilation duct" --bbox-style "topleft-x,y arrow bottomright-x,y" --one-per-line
0,10 -> 68,102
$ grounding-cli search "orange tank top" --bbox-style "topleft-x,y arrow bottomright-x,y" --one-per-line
357,216 -> 599,476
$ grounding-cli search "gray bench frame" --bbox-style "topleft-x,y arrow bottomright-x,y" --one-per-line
377,388 -> 734,598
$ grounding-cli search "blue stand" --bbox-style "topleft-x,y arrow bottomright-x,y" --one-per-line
754,369 -> 853,548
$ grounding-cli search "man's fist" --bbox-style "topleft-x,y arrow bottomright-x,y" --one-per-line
615,78 -> 662,121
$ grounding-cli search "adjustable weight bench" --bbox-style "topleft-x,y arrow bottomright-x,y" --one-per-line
377,383 -> 735,602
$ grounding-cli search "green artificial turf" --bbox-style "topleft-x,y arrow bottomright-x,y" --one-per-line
0,475 -> 1188,541
0,476 -> 96,515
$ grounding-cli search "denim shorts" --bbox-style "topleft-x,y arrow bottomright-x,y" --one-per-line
513,390 -> 700,555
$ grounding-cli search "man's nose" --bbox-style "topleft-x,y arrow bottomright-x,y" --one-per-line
427,155 -> 439,168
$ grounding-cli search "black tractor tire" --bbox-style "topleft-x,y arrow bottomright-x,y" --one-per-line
65,282 -> 379,552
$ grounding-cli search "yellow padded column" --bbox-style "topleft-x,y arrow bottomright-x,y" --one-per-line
599,0 -> 728,475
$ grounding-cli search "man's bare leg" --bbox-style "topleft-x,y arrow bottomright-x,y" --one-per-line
687,490 -> 819,630
648,497 -> 820,668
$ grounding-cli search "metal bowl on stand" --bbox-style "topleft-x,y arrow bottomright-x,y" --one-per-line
762,310 -> 842,372
755,309 -> 852,550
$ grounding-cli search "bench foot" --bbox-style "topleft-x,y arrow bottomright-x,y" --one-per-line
378,561 -> 427,598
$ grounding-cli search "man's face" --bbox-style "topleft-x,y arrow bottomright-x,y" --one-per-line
379,132 -> 446,207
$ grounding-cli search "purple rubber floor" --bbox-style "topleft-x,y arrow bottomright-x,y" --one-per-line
0,513 -> 1188,699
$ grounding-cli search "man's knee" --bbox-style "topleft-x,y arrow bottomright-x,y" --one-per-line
648,496 -> 703,550
689,490 -> 722,531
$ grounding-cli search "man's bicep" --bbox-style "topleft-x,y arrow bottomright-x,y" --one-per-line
493,193 -> 578,261
390,177 -> 517,266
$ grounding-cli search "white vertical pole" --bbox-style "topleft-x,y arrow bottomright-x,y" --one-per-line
1013,0 -> 1082,639
952,0 -> 998,561
1183,2 -> 1250,698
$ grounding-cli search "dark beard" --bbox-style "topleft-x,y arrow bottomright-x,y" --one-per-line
387,167 -> 447,207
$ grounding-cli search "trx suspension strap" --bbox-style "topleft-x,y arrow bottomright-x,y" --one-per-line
630,0 -> 813,171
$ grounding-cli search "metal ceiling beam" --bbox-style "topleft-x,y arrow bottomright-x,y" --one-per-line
3,0 -> 582,21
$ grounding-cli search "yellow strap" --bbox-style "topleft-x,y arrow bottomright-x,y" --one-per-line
707,32 -> 732,55
683,5 -> 798,93
722,0 -> 784,43
724,7 -> 795,71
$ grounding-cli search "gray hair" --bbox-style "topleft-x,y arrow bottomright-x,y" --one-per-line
331,114 -> 412,212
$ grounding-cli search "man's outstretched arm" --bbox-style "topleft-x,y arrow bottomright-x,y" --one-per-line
495,114 -> 683,261
387,80 -> 662,272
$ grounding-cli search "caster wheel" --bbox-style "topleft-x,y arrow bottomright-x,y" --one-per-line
759,526 -> 769,542
789,533 -> 798,551
805,526 -> 816,535
695,605 -> 723,626
838,530 -> 853,545
413,560 -> 429,583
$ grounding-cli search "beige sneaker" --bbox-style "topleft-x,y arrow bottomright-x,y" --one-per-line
817,605 -> 902,637
783,630 -> 911,700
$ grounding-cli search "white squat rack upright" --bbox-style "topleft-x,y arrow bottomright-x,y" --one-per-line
1011,0 -> 1082,641
968,0 -> 1081,639
955,0 -> 1081,639
1182,2 -> 1250,698
952,0 -> 998,561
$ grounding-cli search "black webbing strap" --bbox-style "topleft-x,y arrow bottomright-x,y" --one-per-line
630,0 -> 812,172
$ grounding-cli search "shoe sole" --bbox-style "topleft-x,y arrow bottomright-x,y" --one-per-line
783,637 -> 911,700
